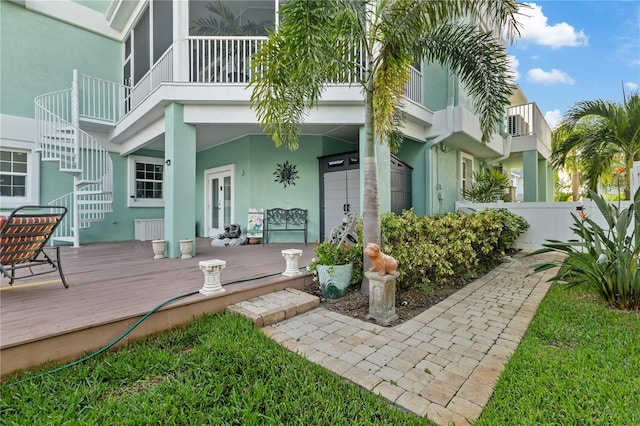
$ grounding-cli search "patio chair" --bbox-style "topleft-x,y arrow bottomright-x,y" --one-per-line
0,205 -> 69,288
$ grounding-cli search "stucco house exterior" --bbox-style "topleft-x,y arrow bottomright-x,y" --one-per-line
0,0 -> 553,258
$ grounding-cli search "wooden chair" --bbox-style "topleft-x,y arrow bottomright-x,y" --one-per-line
0,205 -> 69,288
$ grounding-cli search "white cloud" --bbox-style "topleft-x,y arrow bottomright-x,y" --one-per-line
517,3 -> 589,49
527,68 -> 575,85
544,109 -> 563,130
507,54 -> 520,82
626,82 -> 639,91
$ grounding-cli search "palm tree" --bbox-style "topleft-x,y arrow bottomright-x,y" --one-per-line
554,91 -> 640,200
190,1 -> 272,36
250,0 -> 521,293
552,122 -> 586,201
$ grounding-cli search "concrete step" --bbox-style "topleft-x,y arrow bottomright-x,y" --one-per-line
226,288 -> 319,327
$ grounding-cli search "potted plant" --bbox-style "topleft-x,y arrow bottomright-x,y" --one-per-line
308,241 -> 363,299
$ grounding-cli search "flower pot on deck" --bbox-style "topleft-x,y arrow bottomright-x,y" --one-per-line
179,239 -> 193,259
151,240 -> 166,259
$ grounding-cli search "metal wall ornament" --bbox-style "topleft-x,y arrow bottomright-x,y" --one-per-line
273,161 -> 299,188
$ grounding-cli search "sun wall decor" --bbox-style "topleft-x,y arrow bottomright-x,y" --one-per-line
273,161 -> 299,188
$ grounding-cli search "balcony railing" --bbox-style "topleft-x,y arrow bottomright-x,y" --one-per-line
125,45 -> 174,113
80,37 -> 424,124
406,66 -> 422,105
189,36 -> 266,84
506,102 -> 552,151
78,74 -> 128,124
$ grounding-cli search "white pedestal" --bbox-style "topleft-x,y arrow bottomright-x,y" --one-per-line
199,259 -> 226,296
281,249 -> 303,277
366,271 -> 399,325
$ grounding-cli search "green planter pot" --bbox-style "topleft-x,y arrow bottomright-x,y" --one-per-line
317,263 -> 353,299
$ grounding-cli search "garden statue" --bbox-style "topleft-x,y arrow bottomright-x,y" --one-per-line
364,243 -> 398,276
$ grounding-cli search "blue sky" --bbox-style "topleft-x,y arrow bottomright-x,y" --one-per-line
507,0 -> 640,129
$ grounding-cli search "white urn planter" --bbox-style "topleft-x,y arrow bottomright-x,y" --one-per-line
179,239 -> 193,259
151,240 -> 166,259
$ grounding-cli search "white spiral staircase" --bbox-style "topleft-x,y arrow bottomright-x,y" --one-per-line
35,70 -> 116,247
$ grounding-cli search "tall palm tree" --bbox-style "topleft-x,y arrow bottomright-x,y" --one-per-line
554,91 -> 640,200
250,0 -> 521,293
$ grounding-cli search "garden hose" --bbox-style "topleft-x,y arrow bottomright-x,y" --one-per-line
5,265 -> 310,387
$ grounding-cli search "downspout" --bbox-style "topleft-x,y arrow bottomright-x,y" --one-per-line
490,133 -> 512,163
425,110 -> 453,215
425,74 -> 455,214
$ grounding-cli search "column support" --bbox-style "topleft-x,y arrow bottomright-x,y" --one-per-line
164,103 -> 196,258
522,150 -> 539,202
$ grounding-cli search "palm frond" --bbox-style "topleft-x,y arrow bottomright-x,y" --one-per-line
418,22 -> 511,143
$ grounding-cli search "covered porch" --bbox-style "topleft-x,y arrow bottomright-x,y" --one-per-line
0,239 -> 315,379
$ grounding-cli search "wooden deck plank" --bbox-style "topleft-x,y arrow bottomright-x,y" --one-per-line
1,239 -> 316,377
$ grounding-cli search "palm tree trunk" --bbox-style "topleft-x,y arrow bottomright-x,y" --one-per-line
361,84 -> 380,295
571,171 -> 580,201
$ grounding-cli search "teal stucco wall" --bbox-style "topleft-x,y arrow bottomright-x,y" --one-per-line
195,134 -> 355,243
0,1 -> 121,118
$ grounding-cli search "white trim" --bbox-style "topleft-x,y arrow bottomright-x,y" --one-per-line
24,0 -> 123,40
0,143 -> 41,210
127,155 -> 164,207
204,164 -> 235,237
459,151 -> 474,200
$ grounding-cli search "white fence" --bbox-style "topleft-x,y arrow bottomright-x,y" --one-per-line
455,200 -> 634,250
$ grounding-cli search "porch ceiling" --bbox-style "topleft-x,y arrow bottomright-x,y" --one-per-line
141,123 -> 361,153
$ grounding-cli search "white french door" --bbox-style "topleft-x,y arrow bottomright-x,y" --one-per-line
205,165 -> 235,237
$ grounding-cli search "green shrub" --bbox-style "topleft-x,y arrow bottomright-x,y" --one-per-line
531,188 -> 639,310
381,208 -> 529,288
476,208 -> 530,254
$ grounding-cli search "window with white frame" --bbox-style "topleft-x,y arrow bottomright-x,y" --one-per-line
128,155 -> 164,207
460,152 -> 474,199
0,145 -> 40,209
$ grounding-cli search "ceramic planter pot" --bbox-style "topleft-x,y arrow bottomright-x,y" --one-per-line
317,263 -> 353,299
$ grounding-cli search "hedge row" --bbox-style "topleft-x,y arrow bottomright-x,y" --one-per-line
381,209 -> 529,288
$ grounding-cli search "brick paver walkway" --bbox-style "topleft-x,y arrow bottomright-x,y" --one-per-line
229,252 -> 561,425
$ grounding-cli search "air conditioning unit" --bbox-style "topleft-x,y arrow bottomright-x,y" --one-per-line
507,115 -> 529,136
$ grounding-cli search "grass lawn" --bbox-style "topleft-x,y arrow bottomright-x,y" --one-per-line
2,282 -> 638,424
476,284 -> 640,425
0,313 -> 427,425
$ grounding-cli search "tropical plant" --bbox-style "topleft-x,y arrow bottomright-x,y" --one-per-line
250,0 -> 522,293
190,1 -> 272,36
307,241 -> 364,287
531,188 -> 640,310
552,91 -> 640,200
461,169 -> 512,202
551,121 -> 586,201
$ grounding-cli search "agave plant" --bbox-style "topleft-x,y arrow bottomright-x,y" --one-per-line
531,187 -> 639,310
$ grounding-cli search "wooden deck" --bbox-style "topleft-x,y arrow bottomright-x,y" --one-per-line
0,239 -> 315,379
